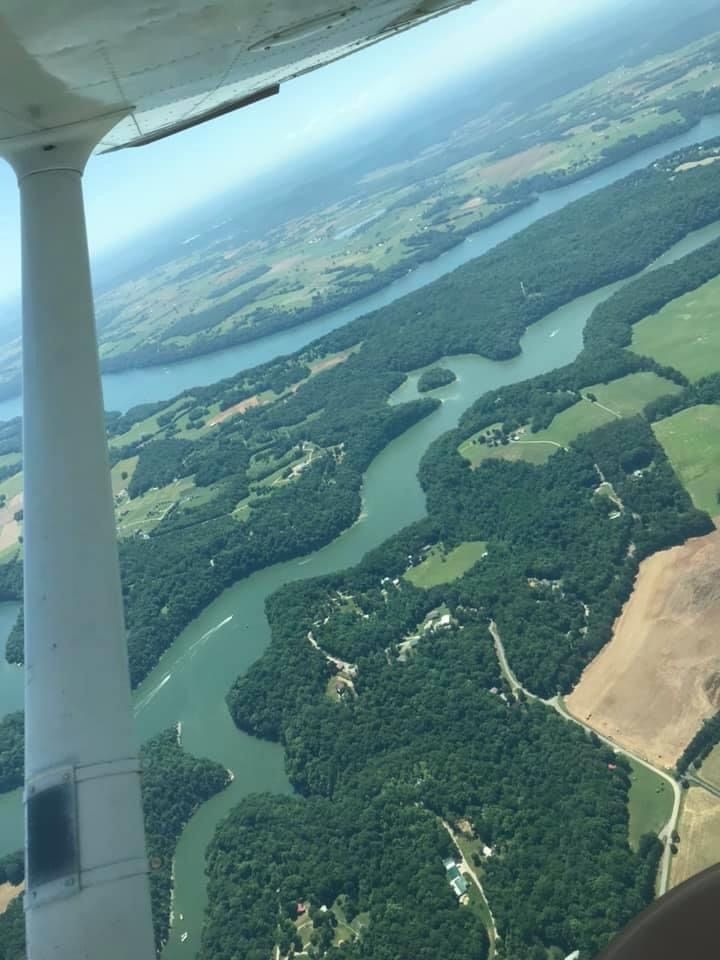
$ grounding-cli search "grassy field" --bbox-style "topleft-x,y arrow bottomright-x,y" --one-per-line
460,374 -> 682,469
460,429 -> 558,467
670,787 -> 720,889
586,372 -> 682,417
653,404 -> 720,516
699,742 -> 720,790
626,759 -> 673,850
631,273 -> 720,381
111,456 -> 139,495
115,477 -> 215,537
404,541 -> 487,588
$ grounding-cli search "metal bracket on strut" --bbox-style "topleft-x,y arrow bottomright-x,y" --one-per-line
24,765 -> 80,908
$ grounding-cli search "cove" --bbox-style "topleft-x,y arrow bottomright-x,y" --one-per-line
1,114 -> 720,422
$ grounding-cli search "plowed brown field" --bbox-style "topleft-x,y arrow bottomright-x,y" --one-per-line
566,527 -> 720,768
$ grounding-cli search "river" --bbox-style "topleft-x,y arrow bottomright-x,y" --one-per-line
1,114 -> 720,423
3,118 -> 720,954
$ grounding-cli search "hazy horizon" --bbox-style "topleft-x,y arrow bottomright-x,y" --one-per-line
0,0 -> 626,304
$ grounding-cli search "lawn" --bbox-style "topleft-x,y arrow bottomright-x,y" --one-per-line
631,273 -> 720,381
670,787 -> 720,889
460,431 -> 557,467
699,742 -> 720,790
404,541 -> 487,588
652,404 -> 720,516
626,758 -> 673,851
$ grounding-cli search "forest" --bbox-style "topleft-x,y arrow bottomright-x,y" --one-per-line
0,728 -> 229,958
8,136 -> 720,694
0,712 -> 22,794
212,152 -> 720,956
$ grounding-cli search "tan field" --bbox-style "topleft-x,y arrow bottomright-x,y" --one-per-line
670,788 -> 720,888
0,881 -> 22,914
566,527 -> 720,768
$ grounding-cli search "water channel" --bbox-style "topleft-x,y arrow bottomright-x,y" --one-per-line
1,114 -> 720,423
3,116 -> 720,954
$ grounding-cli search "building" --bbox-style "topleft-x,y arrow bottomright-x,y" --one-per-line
444,859 -> 469,898
447,866 -> 469,898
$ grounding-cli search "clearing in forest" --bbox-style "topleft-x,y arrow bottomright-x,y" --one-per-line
566,528 -> 720,769
459,374 -> 679,469
631,273 -> 720,381
626,758 -> 673,850
670,788 -> 720,889
585,372 -> 681,417
404,541 -> 487,589
653,404 -> 720,516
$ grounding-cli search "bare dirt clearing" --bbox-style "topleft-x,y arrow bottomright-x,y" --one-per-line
566,527 -> 720,768
0,881 -> 22,914
208,394 -> 265,426
670,788 -> 720,888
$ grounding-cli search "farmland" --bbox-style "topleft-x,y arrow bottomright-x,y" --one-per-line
653,405 -> 720,516
670,788 -> 720,889
631,273 -> 720,381
566,528 -> 720,769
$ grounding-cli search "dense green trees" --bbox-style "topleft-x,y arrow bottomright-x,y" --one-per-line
0,898 -> 24,960
417,367 -> 457,392
0,713 -> 23,794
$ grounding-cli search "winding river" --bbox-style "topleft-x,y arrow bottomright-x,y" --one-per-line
1,115 -> 720,423
3,115 -> 720,954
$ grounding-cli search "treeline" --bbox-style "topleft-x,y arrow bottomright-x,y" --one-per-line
676,713 -> 720,776
0,712 -> 23,794
0,728 -> 229,957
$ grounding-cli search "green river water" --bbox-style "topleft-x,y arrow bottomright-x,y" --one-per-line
3,144 -> 720,956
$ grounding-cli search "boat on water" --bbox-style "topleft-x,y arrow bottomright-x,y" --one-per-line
180,932 -> 188,943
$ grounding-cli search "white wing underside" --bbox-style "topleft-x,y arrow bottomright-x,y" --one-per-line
0,0 -> 475,154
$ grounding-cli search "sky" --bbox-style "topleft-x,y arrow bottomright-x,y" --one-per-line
0,0 -> 615,301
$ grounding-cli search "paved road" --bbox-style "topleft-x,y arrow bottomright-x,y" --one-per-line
488,621 -> 681,895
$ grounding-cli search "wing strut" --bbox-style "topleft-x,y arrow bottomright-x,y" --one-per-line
2,119 -> 155,960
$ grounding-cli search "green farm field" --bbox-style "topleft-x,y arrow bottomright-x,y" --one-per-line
631,273 -> 720,381
626,759 -> 673,851
404,541 -> 487,588
653,404 -> 720,516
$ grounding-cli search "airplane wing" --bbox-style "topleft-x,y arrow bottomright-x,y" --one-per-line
0,1 -> 475,153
